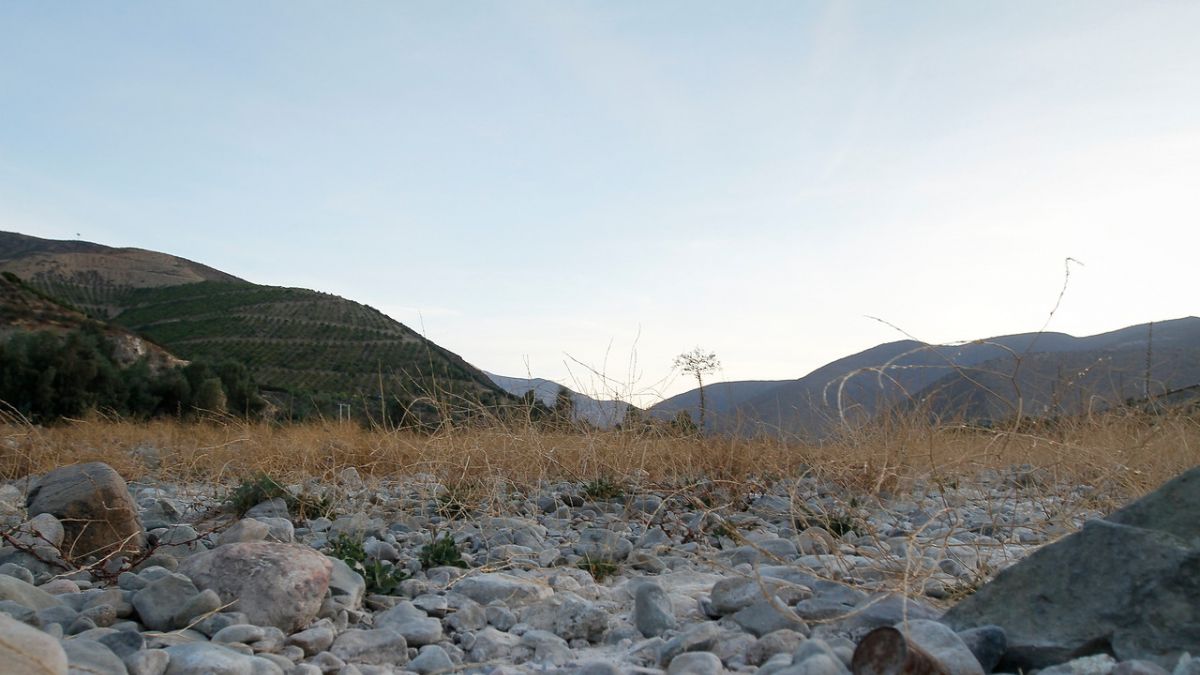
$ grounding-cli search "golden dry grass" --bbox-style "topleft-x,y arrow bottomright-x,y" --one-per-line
1,405 -> 1195,506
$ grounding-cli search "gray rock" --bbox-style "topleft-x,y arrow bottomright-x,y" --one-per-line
97,630 -> 145,659
1038,654 -> 1119,675
731,598 -> 807,637
667,651 -> 724,675
777,653 -> 849,675
0,573 -> 64,610
659,621 -> 723,665
1106,465 -> 1200,542
0,612 -> 69,674
408,644 -> 454,674
574,662 -> 622,675
286,623 -> 335,656
1112,661 -> 1170,675
747,630 -> 807,666
957,625 -> 1007,673
164,642 -> 283,675
330,627 -> 409,666
709,576 -> 810,616
172,589 -> 223,630
633,581 -> 676,638
0,562 -> 36,585
943,518 -> 1200,670
387,618 -> 442,647
123,648 -> 169,675
467,626 -> 519,662
132,573 -> 199,631
838,593 -> 939,637
897,619 -> 984,675
217,519 -> 271,547
326,557 -> 365,609
444,597 -> 486,633
254,518 -> 294,544
212,624 -> 267,644
574,528 -> 633,562
486,604 -> 517,631
1174,654 -> 1200,675
519,593 -> 609,643
520,629 -> 572,665
179,542 -> 332,633
60,638 -> 128,675
15,513 -> 66,548
243,498 -> 289,521
26,462 -> 144,559
452,573 -> 552,607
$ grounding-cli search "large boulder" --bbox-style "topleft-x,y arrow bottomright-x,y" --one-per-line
25,462 -> 144,559
179,542 -> 332,633
943,466 -> 1200,670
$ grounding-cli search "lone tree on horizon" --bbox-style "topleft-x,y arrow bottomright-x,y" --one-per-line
674,347 -> 720,431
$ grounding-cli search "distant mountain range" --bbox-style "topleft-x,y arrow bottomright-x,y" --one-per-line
0,231 -> 512,420
484,372 -> 632,429
651,318 -> 1200,438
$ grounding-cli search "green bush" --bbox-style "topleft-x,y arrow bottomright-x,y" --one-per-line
419,532 -> 468,569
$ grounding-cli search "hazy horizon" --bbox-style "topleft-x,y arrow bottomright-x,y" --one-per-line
3,2 -> 1198,404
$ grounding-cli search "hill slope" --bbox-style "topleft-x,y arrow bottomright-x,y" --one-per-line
651,318 -> 1200,438
485,372 -> 633,428
0,231 -> 510,416
0,271 -> 182,372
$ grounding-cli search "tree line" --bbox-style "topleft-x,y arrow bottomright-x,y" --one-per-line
0,326 -> 266,422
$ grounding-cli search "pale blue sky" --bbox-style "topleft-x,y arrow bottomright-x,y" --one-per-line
2,2 -> 1198,403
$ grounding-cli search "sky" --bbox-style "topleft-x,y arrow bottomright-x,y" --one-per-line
1,2 -> 1198,405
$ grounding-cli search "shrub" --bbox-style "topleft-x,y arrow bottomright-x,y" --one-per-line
419,532 -> 467,569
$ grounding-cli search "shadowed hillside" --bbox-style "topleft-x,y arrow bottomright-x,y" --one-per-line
0,232 -> 511,418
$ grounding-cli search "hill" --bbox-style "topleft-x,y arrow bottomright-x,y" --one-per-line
0,231 -> 511,420
0,270 -> 182,372
484,372 -> 633,429
651,318 -> 1200,438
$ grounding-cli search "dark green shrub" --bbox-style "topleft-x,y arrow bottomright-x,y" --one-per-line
419,532 -> 467,569
582,476 -> 624,501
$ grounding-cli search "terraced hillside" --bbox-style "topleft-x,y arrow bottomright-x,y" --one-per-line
109,282 -> 503,405
0,232 -> 512,417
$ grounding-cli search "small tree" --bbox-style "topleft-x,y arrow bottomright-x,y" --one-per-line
674,347 -> 720,431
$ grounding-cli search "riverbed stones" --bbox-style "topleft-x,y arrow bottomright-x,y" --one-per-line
179,542 -> 333,633
25,462 -> 144,559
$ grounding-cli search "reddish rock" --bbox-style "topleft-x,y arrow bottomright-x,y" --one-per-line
25,462 -> 143,560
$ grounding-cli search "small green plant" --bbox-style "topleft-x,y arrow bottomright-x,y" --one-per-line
582,476 -> 624,501
228,474 -> 335,520
327,534 -> 366,565
361,559 -> 409,595
419,532 -> 468,569
229,474 -> 291,516
576,555 -> 619,581
327,534 -> 409,594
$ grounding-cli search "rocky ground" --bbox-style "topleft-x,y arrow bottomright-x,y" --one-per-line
0,460 -> 1197,675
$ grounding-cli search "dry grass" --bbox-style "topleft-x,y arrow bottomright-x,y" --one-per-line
1,405 -> 1195,505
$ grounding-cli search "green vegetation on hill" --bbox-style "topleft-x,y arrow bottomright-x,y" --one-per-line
12,276 -> 511,423
0,325 -> 265,422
